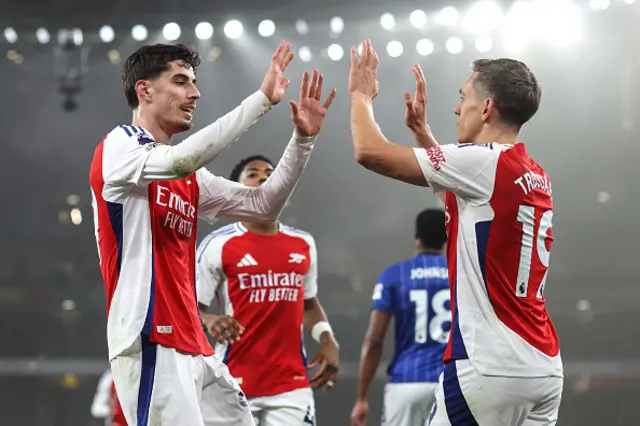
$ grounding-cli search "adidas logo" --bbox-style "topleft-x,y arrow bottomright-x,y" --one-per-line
237,253 -> 258,267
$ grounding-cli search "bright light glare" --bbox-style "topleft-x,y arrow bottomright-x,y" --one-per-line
537,0 -> 582,47
70,208 -> 83,225
295,20 -> 309,35
131,25 -> 148,41
380,13 -> 396,30
589,0 -> 610,10
410,10 -> 427,28
99,25 -> 115,43
474,35 -> 493,52
299,46 -> 312,63
162,23 -> 181,41
416,39 -> 434,56
258,20 -> 275,37
386,40 -> 403,58
438,7 -> 459,27
445,37 -> 463,54
623,0 -> 635,4
36,28 -> 50,44
501,1 -> 535,52
224,20 -> 244,39
327,44 -> 344,61
4,28 -> 17,43
330,16 -> 344,34
195,22 -> 214,40
463,1 -> 503,34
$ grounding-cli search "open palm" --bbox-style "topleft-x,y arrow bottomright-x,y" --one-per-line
404,62 -> 428,132
289,70 -> 337,137
260,41 -> 294,105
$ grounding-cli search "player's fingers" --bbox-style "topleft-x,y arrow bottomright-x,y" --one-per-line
350,46 -> 359,70
272,40 -> 284,60
416,62 -> 427,98
315,73 -> 323,101
308,69 -> 319,99
360,39 -> 370,67
300,71 -> 309,101
323,88 -> 337,110
281,77 -> 291,89
309,358 -> 327,381
278,42 -> 291,63
404,91 -> 412,106
372,46 -> 380,69
283,51 -> 294,69
289,100 -> 299,117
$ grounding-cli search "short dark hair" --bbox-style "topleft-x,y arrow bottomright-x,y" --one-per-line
229,155 -> 275,182
121,44 -> 201,109
471,58 -> 541,129
415,209 -> 446,251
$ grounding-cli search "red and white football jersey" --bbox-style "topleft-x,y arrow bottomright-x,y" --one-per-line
196,222 -> 318,397
413,142 -> 563,378
89,120 -> 285,359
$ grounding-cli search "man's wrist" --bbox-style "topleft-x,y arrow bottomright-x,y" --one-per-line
411,124 -> 431,136
320,331 -> 338,347
350,92 -> 374,104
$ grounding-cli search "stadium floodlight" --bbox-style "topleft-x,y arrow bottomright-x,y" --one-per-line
163,23 -> 181,41
224,20 -> 243,39
327,44 -> 344,61
195,22 -> 214,40
445,37 -> 463,54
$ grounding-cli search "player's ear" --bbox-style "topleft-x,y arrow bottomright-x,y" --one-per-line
135,80 -> 152,104
482,97 -> 496,123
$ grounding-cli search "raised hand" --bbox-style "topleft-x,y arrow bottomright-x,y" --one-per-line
289,69 -> 337,137
405,62 -> 428,134
348,39 -> 379,101
260,41 -> 295,105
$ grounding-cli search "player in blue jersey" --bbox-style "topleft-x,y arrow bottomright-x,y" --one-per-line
351,208 -> 450,426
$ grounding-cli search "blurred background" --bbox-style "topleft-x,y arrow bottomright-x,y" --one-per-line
1,0 -> 639,424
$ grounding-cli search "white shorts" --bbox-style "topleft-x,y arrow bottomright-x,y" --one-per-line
110,339 -> 254,426
383,382 -> 437,426
204,387 -> 315,426
428,360 -> 563,426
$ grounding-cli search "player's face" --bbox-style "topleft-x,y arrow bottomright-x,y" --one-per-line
148,60 -> 200,134
239,160 -> 274,188
454,74 -> 485,144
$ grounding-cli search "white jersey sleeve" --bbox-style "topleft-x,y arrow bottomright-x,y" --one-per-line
102,90 -> 271,190
196,131 -> 316,224
195,232 -> 227,308
302,233 -> 318,299
413,143 -> 501,200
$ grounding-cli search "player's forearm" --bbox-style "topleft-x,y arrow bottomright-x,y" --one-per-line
304,298 -> 334,343
350,96 -> 392,168
412,126 -> 439,150
143,91 -> 272,179
239,131 -> 316,221
356,340 -> 383,401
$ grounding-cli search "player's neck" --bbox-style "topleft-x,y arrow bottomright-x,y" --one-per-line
131,110 -> 174,145
242,221 -> 279,236
416,248 -> 440,255
474,125 -> 520,146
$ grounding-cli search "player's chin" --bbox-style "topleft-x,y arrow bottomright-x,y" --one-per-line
176,119 -> 194,132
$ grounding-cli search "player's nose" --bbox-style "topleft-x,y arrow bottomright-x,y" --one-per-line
189,87 -> 201,100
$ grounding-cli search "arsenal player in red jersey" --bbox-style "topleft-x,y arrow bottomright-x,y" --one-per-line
197,155 -> 339,426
